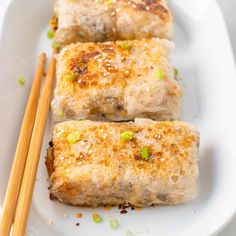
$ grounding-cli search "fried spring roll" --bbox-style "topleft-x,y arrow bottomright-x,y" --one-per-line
46,119 -> 199,207
54,0 -> 172,45
52,38 -> 183,121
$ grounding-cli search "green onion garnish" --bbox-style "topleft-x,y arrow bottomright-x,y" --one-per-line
65,71 -> 77,82
155,69 -> 165,80
92,213 -> 103,223
109,218 -> 119,229
52,41 -> 61,49
174,68 -> 179,77
47,29 -> 55,39
121,42 -> 132,50
18,76 -> 25,86
140,146 -> 149,160
121,131 -> 135,141
67,133 -> 79,144
57,110 -> 65,117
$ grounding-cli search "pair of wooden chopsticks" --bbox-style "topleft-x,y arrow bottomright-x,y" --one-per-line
0,53 -> 56,236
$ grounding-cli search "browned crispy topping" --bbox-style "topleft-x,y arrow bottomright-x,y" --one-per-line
52,121 -> 198,181
126,0 -> 169,20
71,51 -> 101,65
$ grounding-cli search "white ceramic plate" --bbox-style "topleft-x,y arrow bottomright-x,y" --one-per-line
1,0 -> 236,235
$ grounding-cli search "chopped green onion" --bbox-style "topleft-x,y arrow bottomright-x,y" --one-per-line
65,71 -> 77,82
18,76 -> 25,86
126,230 -> 135,236
121,42 -> 132,50
52,41 -> 61,49
92,213 -> 103,223
140,146 -> 149,160
155,69 -> 165,80
47,29 -> 55,39
174,67 -> 179,77
109,218 -> 119,229
57,110 -> 65,117
67,133 -> 79,144
121,131 -> 135,141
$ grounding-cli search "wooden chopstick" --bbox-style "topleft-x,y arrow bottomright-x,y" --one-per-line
12,56 -> 56,236
0,53 -> 46,236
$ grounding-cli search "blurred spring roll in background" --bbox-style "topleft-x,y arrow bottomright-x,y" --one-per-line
53,0 -> 173,46
46,119 -> 199,207
51,38 -> 183,121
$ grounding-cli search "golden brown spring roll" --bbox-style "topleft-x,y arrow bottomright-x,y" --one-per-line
51,38 -> 183,121
54,0 -> 172,46
46,119 -> 199,207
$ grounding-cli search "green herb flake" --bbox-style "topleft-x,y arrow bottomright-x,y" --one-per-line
121,131 -> 135,141
52,41 -> 61,49
18,76 -> 25,86
47,29 -> 55,39
67,133 -> 79,144
140,146 -> 149,160
92,213 -> 103,223
65,71 -> 77,82
57,110 -> 65,118
109,218 -> 119,229
155,69 -> 165,80
121,42 -> 132,50
174,67 -> 179,77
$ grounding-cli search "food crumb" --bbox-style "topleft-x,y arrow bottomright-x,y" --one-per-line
63,213 -> 69,218
120,209 -> 127,214
104,205 -> 112,211
134,207 -> 142,211
76,213 -> 83,218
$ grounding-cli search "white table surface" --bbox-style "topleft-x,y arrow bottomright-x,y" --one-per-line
0,0 -> 236,235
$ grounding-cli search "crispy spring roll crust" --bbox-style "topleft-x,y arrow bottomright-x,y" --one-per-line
52,38 -> 183,121
46,119 -> 199,207
54,0 -> 172,45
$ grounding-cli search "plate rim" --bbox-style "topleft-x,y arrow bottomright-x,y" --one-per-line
0,0 -> 236,235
